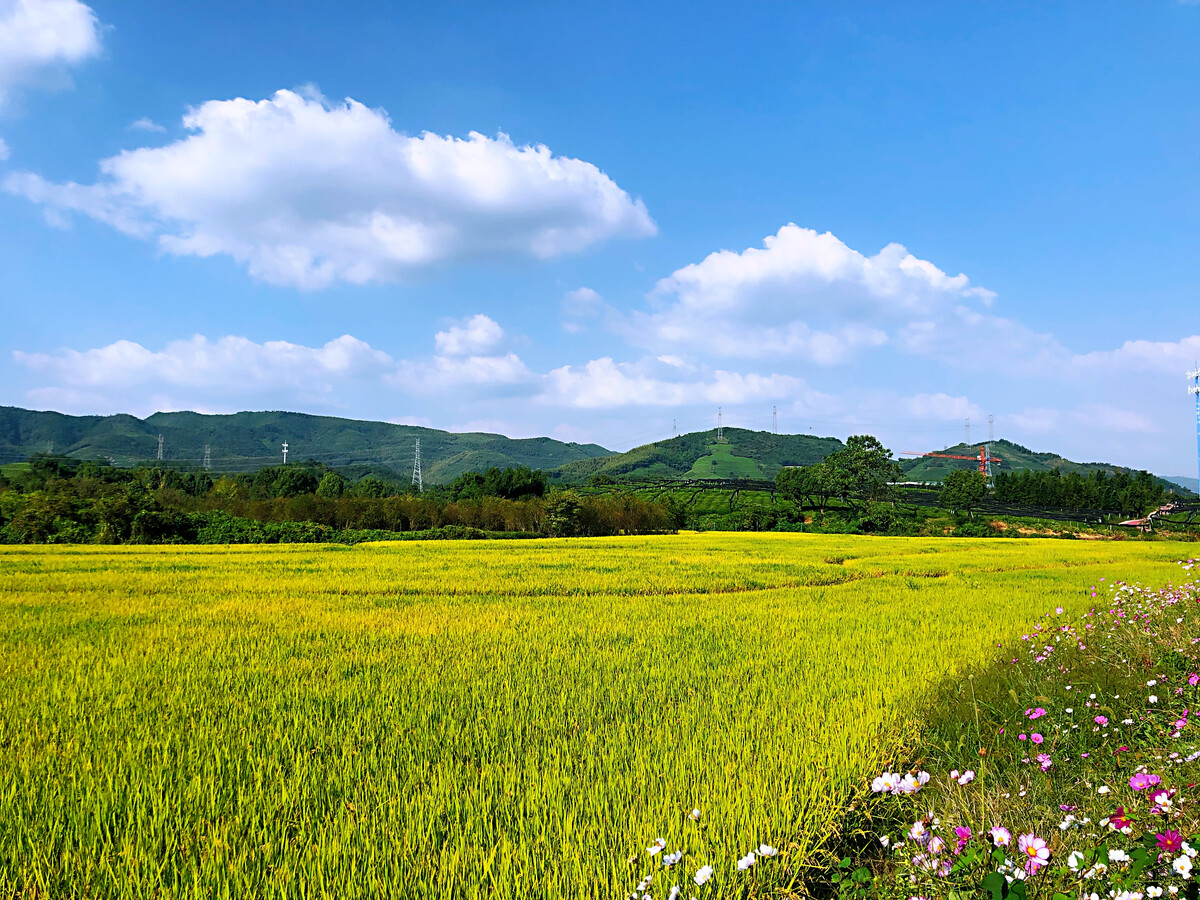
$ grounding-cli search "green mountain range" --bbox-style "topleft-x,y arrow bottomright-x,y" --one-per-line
0,407 -> 612,484
1,406 -> 1186,493
897,439 -> 1181,485
551,428 -> 843,483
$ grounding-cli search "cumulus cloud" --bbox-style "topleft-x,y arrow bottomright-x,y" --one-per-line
14,333 -> 395,396
542,356 -> 816,408
0,0 -> 102,110
631,223 -> 994,364
434,314 -> 504,356
4,88 -> 656,288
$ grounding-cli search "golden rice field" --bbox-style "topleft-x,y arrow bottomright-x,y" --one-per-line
0,534 -> 1190,898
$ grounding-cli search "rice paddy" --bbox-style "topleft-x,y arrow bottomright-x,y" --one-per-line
0,534 -> 1189,898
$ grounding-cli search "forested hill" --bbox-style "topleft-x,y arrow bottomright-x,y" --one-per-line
553,428 -> 844,483
0,407 -> 613,484
900,439 -> 1183,486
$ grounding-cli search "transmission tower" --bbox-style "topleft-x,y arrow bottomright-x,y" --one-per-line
156,434 -> 164,461
772,405 -> 778,434
964,418 -> 970,445
672,418 -> 678,438
281,441 -> 288,465
203,445 -> 211,471
717,407 -> 724,443
412,439 -> 423,492
1189,364 -> 1200,489
988,414 -> 994,442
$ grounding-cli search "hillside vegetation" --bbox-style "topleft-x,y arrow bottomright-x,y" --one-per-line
0,406 -> 611,484
899,438 -> 1161,482
553,427 -> 843,482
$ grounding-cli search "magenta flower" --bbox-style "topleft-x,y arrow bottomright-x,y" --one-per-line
1037,753 -> 1052,771
1026,707 -> 1047,720
1158,830 -> 1184,853
1094,715 -> 1108,726
1189,673 -> 1199,687
954,826 -> 971,854
1110,806 -> 1133,830
1130,773 -> 1154,790
1031,733 -> 1044,745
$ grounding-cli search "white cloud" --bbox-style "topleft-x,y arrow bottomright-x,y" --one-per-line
633,223 -> 993,364
0,136 -> 8,160
542,356 -> 814,408
434,314 -> 504,356
4,88 -> 656,288
414,352 -> 535,390
0,0 -> 102,110
1069,335 -> 1200,377
128,116 -> 165,133
14,333 -> 395,393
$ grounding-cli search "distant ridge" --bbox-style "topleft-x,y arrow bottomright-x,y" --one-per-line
900,439 -> 1191,493
0,407 -> 613,484
552,427 -> 844,482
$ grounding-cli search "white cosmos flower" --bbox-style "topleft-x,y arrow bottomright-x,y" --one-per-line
662,850 -> 683,867
689,808 -> 701,821
1067,850 -> 1085,870
737,852 -> 756,870
1174,855 -> 1193,879
668,887 -> 680,900
758,845 -> 778,857
647,838 -> 666,856
693,865 -> 713,886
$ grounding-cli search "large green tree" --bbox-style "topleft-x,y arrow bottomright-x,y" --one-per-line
823,434 -> 903,512
940,470 -> 988,517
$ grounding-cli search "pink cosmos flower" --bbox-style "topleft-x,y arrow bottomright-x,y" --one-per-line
1031,733 -> 1044,744
1189,673 -> 1199,687
990,826 -> 1012,847
1026,707 -> 1047,720
1095,715 -> 1109,726
1110,806 -> 1133,830
1037,753 -> 1052,771
1017,833 -> 1050,873
1130,773 -> 1154,790
954,826 -> 971,854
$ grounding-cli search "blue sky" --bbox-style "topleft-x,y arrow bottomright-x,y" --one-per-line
2,0 -> 1198,475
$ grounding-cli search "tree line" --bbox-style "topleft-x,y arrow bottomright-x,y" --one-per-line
0,456 -> 673,544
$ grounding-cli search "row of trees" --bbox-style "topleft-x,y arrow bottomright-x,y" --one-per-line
0,457 -> 671,544
991,468 -> 1168,515
773,436 -> 1174,521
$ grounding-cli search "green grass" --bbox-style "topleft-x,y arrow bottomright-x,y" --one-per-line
0,535 -> 1190,898
684,443 -> 766,479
